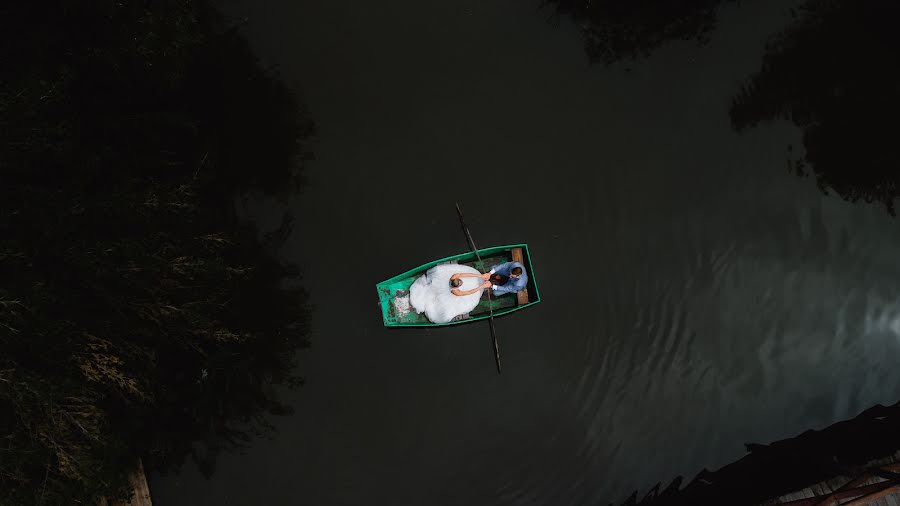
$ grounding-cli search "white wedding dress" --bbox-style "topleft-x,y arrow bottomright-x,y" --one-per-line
409,264 -> 484,323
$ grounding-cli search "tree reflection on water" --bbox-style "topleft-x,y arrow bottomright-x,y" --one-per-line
731,0 -> 900,216
543,0 -> 736,64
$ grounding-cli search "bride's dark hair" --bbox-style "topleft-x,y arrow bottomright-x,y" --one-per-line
450,278 -> 463,288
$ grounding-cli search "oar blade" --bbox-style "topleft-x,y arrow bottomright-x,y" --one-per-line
489,318 -> 501,374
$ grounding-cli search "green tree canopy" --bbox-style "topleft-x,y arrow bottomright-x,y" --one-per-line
1,1 -> 313,503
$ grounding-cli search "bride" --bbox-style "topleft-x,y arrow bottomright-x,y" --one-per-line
409,264 -> 490,323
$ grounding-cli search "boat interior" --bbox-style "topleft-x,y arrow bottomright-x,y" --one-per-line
389,246 -> 538,325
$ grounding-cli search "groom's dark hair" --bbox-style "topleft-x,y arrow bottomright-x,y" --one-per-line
490,273 -> 509,285
450,278 -> 463,288
511,267 -> 523,276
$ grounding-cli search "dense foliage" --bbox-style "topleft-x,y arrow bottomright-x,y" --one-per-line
543,0 -> 736,64
1,1 -> 312,504
730,0 -> 900,215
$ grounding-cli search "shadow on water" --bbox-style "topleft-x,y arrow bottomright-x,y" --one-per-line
1,1 -> 312,504
541,0 -> 738,64
552,0 -> 900,215
731,0 -> 900,216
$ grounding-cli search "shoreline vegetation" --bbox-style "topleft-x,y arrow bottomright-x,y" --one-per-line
1,1 -> 313,504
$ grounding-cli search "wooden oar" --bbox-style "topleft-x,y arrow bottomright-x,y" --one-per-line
455,203 -> 501,374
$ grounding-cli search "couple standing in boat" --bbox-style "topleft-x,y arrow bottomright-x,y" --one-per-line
408,261 -> 528,324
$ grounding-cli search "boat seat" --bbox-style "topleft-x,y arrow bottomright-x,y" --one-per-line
510,248 -> 529,305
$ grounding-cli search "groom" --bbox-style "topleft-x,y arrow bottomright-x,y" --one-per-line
480,261 -> 528,296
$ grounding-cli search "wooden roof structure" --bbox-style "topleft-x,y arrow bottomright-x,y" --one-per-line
617,401 -> 900,506
765,451 -> 900,505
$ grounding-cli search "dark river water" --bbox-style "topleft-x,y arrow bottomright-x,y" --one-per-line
151,0 -> 900,504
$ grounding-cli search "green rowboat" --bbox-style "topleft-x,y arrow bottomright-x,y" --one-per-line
376,243 -> 540,327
